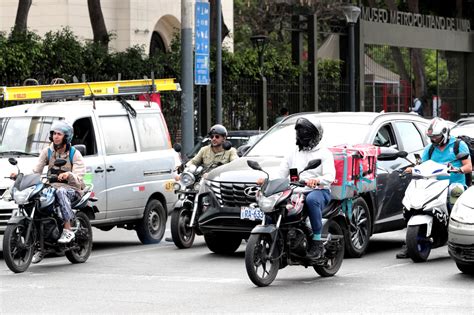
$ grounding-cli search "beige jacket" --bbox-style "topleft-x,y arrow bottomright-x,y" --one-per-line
188,145 -> 238,169
33,144 -> 86,194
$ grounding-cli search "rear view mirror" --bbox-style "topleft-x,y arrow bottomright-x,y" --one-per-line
173,143 -> 182,153
247,160 -> 262,171
8,158 -> 17,166
223,140 -> 232,151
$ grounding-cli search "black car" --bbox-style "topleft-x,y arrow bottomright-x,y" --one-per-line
197,112 -> 431,257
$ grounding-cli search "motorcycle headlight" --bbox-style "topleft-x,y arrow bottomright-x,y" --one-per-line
181,172 -> 195,187
450,202 -> 474,224
257,192 -> 283,213
13,186 -> 35,205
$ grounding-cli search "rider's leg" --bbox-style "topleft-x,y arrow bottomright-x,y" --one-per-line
305,189 -> 331,259
56,187 -> 79,243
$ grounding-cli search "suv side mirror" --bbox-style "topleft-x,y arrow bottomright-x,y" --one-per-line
173,143 -> 182,153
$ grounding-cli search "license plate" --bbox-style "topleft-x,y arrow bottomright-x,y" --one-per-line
240,207 -> 264,221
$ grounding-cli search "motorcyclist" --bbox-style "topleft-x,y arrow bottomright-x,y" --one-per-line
396,117 -> 472,259
186,124 -> 238,172
12,121 -> 86,263
257,117 -> 335,260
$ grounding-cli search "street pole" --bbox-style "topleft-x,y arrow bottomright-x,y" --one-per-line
216,0 -> 222,124
181,0 -> 194,153
349,21 -> 355,113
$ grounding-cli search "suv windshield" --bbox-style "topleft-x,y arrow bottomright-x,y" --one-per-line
247,121 -> 370,157
0,116 -> 61,155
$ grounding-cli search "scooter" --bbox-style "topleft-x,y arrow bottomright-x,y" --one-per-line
379,150 -> 468,262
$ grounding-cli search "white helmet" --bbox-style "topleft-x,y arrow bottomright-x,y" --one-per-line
426,117 -> 450,146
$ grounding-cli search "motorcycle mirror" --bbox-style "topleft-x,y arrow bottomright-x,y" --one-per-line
456,152 -> 469,161
173,143 -> 182,153
223,140 -> 232,151
54,159 -> 67,167
8,157 -> 18,166
247,160 -> 262,171
301,159 -> 321,173
397,151 -> 408,158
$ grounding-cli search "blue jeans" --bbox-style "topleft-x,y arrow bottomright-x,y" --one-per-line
305,189 -> 331,235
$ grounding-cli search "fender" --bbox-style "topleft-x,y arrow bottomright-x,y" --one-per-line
250,224 -> 278,240
6,215 -> 30,225
407,214 -> 433,237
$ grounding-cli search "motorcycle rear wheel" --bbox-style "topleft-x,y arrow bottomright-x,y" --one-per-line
170,208 -> 195,249
66,212 -> 93,264
245,234 -> 280,287
406,225 -> 431,262
3,222 -> 35,273
314,219 -> 345,277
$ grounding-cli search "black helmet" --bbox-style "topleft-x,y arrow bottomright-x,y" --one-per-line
208,124 -> 227,137
295,117 -> 323,151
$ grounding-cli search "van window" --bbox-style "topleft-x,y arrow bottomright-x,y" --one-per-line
100,116 -> 136,155
0,116 -> 61,154
72,117 -> 98,156
135,113 -> 168,151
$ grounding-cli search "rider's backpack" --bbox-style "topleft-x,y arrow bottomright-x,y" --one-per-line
428,135 -> 474,186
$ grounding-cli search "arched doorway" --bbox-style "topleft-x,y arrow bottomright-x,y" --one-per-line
150,15 -> 180,56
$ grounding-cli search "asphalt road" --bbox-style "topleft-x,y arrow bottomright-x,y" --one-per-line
0,225 -> 473,314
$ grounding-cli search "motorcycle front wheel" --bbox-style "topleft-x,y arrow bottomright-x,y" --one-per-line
245,234 -> 280,287
3,221 -> 35,273
314,219 -> 345,277
66,212 -> 93,264
406,225 -> 431,262
170,208 -> 195,249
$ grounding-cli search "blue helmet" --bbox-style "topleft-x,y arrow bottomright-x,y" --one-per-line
49,121 -> 74,145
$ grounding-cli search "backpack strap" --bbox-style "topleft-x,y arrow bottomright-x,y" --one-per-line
428,144 -> 435,159
46,146 -> 76,165
454,139 -> 460,155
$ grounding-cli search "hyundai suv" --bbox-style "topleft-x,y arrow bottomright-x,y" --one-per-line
197,112 -> 430,257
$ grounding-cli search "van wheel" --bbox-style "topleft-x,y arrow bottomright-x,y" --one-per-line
136,199 -> 167,244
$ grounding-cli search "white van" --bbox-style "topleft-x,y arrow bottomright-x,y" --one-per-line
0,96 -> 179,244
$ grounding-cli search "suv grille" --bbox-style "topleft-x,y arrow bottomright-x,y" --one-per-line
207,180 -> 257,207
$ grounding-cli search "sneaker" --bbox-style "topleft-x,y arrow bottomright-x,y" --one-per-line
58,229 -> 75,243
396,244 -> 409,259
307,240 -> 325,260
32,250 -> 45,264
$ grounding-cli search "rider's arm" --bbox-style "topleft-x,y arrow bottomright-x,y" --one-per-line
458,141 -> 473,174
276,154 -> 291,179
228,148 -> 239,162
32,147 -> 49,175
188,146 -> 206,167
67,150 -> 86,188
317,149 -> 336,186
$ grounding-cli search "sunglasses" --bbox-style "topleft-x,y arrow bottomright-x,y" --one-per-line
209,134 -> 222,139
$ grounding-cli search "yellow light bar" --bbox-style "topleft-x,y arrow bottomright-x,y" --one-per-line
0,78 -> 180,102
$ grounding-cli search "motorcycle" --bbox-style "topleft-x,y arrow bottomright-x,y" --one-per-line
2,157 -> 96,273
244,159 -> 345,287
170,142 -> 231,249
379,150 -> 468,262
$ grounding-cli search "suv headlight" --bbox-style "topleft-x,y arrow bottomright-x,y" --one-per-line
13,186 -> 35,205
450,202 -> 474,224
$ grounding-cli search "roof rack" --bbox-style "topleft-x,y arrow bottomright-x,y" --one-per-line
0,78 -> 180,102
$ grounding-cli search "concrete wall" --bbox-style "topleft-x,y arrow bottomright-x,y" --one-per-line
0,0 -> 234,52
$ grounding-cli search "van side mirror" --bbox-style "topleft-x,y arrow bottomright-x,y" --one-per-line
237,145 -> 250,157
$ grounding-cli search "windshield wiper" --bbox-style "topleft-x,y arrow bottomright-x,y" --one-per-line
0,151 -> 39,157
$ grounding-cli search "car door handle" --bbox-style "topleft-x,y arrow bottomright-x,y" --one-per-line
106,166 -> 116,172
94,167 -> 104,173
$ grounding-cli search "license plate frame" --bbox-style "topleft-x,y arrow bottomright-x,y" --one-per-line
240,206 -> 264,221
